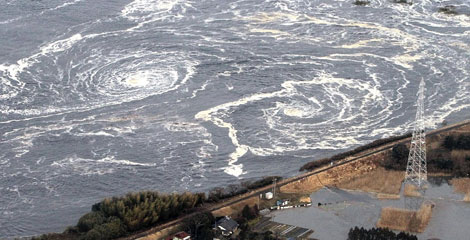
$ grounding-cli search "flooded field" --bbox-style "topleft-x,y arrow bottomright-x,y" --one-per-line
271,177 -> 470,239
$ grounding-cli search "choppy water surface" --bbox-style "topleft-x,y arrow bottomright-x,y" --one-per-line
0,0 -> 469,237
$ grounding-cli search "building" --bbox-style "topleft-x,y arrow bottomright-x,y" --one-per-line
165,231 -> 191,240
265,192 -> 273,199
215,216 -> 239,236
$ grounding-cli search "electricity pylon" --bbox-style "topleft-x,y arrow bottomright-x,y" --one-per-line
405,79 -> 427,188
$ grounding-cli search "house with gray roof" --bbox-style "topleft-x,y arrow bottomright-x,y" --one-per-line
215,216 -> 239,236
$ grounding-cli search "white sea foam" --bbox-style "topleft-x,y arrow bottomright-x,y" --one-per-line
196,71 -> 391,177
0,0 -> 84,25
121,0 -> 190,24
46,0 -> 83,13
51,155 -> 156,176
1,41 -> 197,117
39,34 -> 83,55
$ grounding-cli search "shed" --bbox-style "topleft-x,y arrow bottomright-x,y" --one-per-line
265,192 -> 273,199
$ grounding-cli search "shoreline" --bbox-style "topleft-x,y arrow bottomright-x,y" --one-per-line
130,118 -> 470,239
31,119 -> 470,240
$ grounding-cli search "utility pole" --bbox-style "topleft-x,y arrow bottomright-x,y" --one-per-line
405,79 -> 428,188
273,178 -> 277,197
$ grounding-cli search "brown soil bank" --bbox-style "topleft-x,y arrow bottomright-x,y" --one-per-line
336,167 -> 404,196
280,152 -> 384,194
211,196 -> 258,217
377,203 -> 434,233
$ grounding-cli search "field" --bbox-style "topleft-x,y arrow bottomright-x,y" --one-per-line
377,203 -> 433,233
336,167 -> 404,196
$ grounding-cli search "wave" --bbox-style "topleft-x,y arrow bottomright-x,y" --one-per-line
121,0 -> 191,25
0,0 -> 85,25
51,155 -> 157,176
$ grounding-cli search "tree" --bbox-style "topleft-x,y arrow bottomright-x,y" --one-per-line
457,135 -> 470,149
242,204 -> 258,220
82,229 -> 102,240
75,191 -> 206,238
182,212 -> 214,240
92,217 -> 127,240
444,135 -> 456,149
347,227 -> 417,240
77,212 -> 105,232
383,144 -> 409,170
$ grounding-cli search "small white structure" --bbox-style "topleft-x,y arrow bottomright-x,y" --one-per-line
265,192 -> 273,199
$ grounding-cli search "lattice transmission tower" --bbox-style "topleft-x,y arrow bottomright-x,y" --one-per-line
405,79 -> 427,188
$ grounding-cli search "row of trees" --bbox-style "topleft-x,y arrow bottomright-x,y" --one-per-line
301,133 -> 412,172
443,135 -> 470,150
74,191 -> 206,240
383,136 -> 470,177
348,227 -> 417,240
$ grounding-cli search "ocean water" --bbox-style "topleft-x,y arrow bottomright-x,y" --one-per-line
0,0 -> 469,237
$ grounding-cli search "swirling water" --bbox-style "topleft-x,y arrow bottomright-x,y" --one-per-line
0,0 -> 469,237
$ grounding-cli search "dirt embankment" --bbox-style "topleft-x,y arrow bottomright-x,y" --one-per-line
377,203 -> 434,233
337,167 -> 404,198
137,224 -> 180,240
280,151 -> 385,194
211,196 -> 259,217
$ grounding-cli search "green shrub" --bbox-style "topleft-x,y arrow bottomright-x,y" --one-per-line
443,135 -> 470,150
77,212 -> 105,232
81,229 -> 102,240
348,227 -> 417,240
75,191 -> 206,238
382,143 -> 409,171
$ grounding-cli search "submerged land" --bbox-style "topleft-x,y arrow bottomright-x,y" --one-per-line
31,119 -> 470,240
